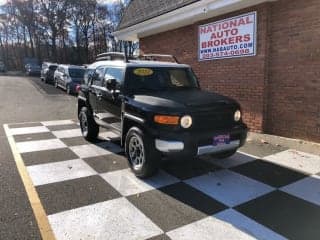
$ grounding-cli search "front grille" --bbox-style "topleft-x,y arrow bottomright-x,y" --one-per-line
192,109 -> 235,131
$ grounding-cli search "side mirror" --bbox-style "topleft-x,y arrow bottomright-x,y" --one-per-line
105,78 -> 117,91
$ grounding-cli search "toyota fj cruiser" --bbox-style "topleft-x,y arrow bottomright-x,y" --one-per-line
78,52 -> 248,178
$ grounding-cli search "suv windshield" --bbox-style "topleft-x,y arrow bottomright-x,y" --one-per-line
126,67 -> 199,92
69,68 -> 85,78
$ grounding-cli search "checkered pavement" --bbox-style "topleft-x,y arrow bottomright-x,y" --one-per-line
4,120 -> 320,240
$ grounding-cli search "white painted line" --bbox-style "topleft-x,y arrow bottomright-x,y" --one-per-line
168,215 -> 255,240
281,175 -> 320,206
99,131 -> 120,140
16,139 -> 67,153
52,129 -> 82,139
3,124 -> 56,240
185,169 -> 274,207
41,120 -> 75,126
263,149 -> 320,175
214,209 -> 287,240
101,169 -> 179,196
27,159 -> 97,186
70,143 -> 120,159
8,126 -> 50,136
48,198 -> 162,240
168,209 -> 286,240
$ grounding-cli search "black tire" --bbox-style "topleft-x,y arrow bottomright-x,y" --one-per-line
125,127 -> 160,178
79,107 -> 99,141
212,149 -> 237,159
66,84 -> 71,95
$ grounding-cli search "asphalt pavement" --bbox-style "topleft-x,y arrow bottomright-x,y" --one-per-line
0,75 -> 76,240
1,75 -> 320,240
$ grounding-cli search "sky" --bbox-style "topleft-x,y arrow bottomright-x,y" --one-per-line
0,0 -> 121,6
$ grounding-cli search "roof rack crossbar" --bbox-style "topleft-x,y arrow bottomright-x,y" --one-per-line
96,52 -> 129,62
139,54 -> 179,63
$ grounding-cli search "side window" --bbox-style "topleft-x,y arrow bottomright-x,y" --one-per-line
93,67 -> 105,86
84,69 -> 94,85
104,67 -> 124,90
105,67 -> 124,84
59,67 -> 64,74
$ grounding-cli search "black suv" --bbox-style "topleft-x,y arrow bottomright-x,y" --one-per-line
78,53 -> 247,178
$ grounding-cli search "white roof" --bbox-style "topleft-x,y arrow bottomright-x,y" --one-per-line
87,60 -> 189,69
59,64 -> 85,69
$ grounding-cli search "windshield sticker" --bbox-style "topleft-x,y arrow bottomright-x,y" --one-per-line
133,68 -> 154,76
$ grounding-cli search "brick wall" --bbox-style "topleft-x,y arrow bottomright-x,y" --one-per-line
267,0 -> 320,142
140,0 -> 320,142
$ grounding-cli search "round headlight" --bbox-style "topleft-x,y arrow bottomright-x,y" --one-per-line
180,115 -> 192,128
234,110 -> 241,122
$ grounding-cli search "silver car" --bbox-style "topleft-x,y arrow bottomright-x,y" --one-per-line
54,65 -> 85,94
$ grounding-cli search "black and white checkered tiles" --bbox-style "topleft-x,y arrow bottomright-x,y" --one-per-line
4,120 -> 320,240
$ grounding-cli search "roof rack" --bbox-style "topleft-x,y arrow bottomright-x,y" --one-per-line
96,52 -> 130,62
138,54 -> 179,64
95,52 -> 180,64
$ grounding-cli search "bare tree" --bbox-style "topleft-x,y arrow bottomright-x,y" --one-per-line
39,0 -> 70,61
0,0 -> 133,69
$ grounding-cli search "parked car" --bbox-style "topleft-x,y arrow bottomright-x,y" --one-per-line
77,52 -> 248,178
25,63 -> 41,76
41,62 -> 58,84
54,65 -> 85,94
0,61 -> 6,72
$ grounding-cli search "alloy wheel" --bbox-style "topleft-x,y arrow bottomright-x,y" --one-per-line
128,135 -> 145,171
80,113 -> 88,136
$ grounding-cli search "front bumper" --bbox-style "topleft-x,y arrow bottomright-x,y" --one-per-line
152,124 -> 247,157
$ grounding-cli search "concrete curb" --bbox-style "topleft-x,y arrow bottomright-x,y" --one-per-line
248,132 -> 320,155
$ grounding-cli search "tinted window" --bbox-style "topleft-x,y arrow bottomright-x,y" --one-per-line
105,68 -> 124,84
126,67 -> 199,92
68,68 -> 85,78
93,67 -> 106,86
49,65 -> 57,71
84,69 -> 95,85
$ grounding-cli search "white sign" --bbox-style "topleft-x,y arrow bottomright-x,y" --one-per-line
198,12 -> 257,61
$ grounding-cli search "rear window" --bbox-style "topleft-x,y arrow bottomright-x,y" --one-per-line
49,65 -> 57,71
68,68 -> 85,78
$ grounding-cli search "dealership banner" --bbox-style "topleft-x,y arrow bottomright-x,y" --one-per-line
198,12 -> 257,61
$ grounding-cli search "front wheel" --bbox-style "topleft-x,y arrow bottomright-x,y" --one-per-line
125,127 -> 160,178
54,79 -> 58,88
79,107 -> 99,141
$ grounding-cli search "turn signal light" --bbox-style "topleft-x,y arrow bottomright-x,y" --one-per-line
154,115 -> 180,125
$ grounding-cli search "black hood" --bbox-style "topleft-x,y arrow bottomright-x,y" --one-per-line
133,89 -> 238,112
